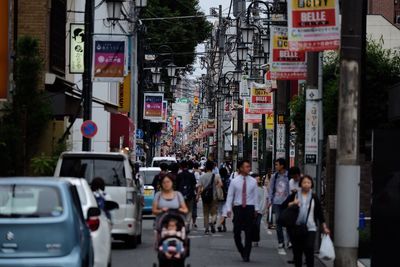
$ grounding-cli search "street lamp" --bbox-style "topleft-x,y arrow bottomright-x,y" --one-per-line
152,69 -> 161,84
199,102 -> 205,109
135,0 -> 147,8
237,45 -> 249,61
167,63 -> 177,77
233,70 -> 242,82
170,76 -> 178,87
253,55 -> 265,66
233,91 -> 240,102
158,83 -> 165,92
241,26 -> 254,44
226,93 -> 233,103
106,0 -> 125,20
222,84 -> 229,95
261,35 -> 270,54
207,105 -> 213,114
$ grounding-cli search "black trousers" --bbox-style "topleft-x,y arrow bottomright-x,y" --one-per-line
232,205 -> 255,259
290,229 -> 316,267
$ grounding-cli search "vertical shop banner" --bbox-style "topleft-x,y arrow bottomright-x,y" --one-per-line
288,0 -> 340,51
93,38 -> 127,82
305,89 -> 319,164
244,98 -> 262,123
266,113 -> 274,130
252,129 -> 259,161
276,123 -> 286,159
118,73 -> 131,113
250,82 -> 274,114
223,99 -> 233,121
270,26 -> 307,80
143,93 -> 164,121
240,74 -> 250,99
162,101 -> 168,122
0,0 -> 9,99
69,23 -> 85,73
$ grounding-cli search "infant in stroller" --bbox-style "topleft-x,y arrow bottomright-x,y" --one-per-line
159,218 -> 185,259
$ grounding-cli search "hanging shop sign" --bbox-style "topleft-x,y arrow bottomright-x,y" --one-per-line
118,73 -> 131,113
270,26 -> 307,80
266,113 -> 274,130
244,97 -> 262,124
252,129 -> 259,161
93,37 -> 127,82
223,99 -> 233,121
287,0 -> 340,51
250,82 -> 274,114
276,123 -> 286,159
240,74 -> 250,99
143,93 -> 164,121
69,23 -> 85,74
305,89 -> 319,164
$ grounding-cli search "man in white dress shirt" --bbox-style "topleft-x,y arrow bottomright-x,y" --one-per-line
226,160 -> 259,262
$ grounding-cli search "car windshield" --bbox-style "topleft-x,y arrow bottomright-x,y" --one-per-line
152,160 -> 175,167
0,185 -> 63,218
59,156 -> 126,186
140,170 -> 161,185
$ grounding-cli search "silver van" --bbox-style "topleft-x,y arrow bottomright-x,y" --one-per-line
54,152 -> 142,248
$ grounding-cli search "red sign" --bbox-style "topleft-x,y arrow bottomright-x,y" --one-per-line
288,0 -> 340,51
81,120 -> 98,139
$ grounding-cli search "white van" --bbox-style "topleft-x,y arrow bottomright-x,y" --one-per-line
151,156 -> 177,167
54,152 -> 142,248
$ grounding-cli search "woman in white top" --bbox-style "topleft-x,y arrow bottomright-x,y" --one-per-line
251,174 -> 267,247
286,175 -> 330,267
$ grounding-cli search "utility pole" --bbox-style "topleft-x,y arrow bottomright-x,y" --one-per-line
130,2 -> 138,162
334,0 -> 366,266
82,0 -> 94,151
217,5 -> 224,167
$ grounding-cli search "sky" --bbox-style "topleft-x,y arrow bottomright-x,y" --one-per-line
192,0 -> 232,77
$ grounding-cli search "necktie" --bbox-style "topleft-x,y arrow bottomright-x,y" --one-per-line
242,176 -> 247,207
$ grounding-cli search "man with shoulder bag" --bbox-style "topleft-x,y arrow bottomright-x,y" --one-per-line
197,160 -> 222,234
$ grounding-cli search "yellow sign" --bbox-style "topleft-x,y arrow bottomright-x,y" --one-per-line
118,73 -> 131,113
193,96 -> 199,106
266,113 -> 274,130
291,0 -> 336,11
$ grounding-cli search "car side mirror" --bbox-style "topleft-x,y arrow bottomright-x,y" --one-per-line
87,207 -> 101,217
105,200 -> 119,211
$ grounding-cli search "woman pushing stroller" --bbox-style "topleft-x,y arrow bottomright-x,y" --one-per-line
152,173 -> 190,267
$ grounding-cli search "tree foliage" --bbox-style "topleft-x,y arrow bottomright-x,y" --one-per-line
0,36 -> 51,176
290,40 -> 400,149
142,0 -> 213,68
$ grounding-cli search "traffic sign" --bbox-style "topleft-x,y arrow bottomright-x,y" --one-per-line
81,120 -> 98,139
136,129 -> 144,139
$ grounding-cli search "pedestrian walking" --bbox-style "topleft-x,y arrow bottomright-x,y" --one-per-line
226,160 -> 259,262
216,167 -> 230,232
251,173 -> 267,247
152,173 -> 189,217
285,175 -> 330,267
197,160 -> 222,234
191,162 -> 202,228
268,158 -> 290,255
289,166 -> 302,194
176,160 -> 197,230
152,163 -> 169,193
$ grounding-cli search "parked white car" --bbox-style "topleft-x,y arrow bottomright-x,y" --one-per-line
54,152 -> 143,248
61,178 -> 117,267
151,156 -> 177,167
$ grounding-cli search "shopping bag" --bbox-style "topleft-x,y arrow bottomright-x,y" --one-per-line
319,234 -> 335,261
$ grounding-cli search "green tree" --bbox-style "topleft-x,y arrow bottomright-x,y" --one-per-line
290,40 -> 400,150
142,0 -> 213,68
0,36 -> 51,176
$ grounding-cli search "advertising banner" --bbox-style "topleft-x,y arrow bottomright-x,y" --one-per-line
0,0 -> 9,99
118,73 -> 131,113
250,82 -> 274,114
143,93 -> 164,121
270,26 -> 307,80
240,74 -> 250,99
266,113 -> 274,130
276,123 -> 286,159
162,101 -> 168,122
244,98 -> 262,124
287,0 -> 340,51
93,37 -> 127,82
252,129 -> 259,160
305,89 -> 319,164
69,23 -> 85,74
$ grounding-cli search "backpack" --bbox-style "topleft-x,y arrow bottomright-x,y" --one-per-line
201,174 -> 215,204
177,171 -> 196,201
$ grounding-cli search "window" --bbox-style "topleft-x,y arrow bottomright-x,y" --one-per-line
0,185 -> 63,218
60,156 -> 127,186
50,0 -> 66,76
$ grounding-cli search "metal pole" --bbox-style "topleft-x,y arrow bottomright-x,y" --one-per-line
316,52 -> 324,199
334,0 -> 365,265
130,3 -> 138,161
217,5 -> 224,166
82,0 -> 94,151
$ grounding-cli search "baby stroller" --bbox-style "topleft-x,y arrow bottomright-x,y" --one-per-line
153,210 -> 190,267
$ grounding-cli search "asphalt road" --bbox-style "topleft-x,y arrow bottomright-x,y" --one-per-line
111,205 -> 328,267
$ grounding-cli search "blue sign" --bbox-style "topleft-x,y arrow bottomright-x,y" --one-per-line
81,120 -> 98,139
136,129 -> 144,139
